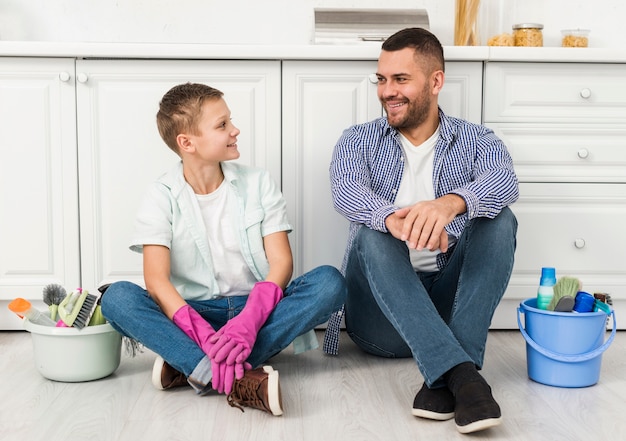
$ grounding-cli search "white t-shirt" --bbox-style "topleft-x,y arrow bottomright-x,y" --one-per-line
394,128 -> 442,272
196,180 -> 258,297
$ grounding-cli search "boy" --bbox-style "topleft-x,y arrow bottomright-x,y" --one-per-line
102,83 -> 346,416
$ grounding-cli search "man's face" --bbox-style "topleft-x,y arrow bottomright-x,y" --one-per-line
376,48 -> 435,130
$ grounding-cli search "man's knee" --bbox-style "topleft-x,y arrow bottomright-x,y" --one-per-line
494,206 -> 518,233
353,226 -> 398,253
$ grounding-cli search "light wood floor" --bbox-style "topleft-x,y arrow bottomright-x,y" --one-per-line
1,329 -> 625,441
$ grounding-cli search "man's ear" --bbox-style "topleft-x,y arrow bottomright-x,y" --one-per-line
177,134 -> 193,153
431,70 -> 445,96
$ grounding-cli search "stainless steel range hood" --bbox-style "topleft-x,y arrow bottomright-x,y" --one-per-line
314,8 -> 430,44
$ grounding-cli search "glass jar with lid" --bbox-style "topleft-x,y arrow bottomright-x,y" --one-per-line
513,23 -> 544,47
481,0 -> 516,46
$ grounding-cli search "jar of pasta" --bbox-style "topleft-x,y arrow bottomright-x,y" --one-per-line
561,29 -> 590,47
512,23 -> 543,47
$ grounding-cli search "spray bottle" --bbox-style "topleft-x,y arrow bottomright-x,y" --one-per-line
8,298 -> 57,326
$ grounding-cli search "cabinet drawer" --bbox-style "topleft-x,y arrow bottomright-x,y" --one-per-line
484,62 -> 626,123
487,123 -> 626,182
507,183 -> 626,299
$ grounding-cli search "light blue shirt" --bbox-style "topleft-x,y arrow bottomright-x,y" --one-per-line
130,161 -> 292,301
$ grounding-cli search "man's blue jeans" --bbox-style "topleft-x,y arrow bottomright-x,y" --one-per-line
102,265 -> 346,377
344,207 -> 517,387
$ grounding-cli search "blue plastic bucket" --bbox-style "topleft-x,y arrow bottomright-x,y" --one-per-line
517,298 -> 616,388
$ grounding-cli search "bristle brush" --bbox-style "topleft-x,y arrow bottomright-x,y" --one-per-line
548,276 -> 581,312
57,288 -> 100,328
42,283 -> 67,321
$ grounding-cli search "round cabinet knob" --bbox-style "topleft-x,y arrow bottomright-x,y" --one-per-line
368,73 -> 379,84
77,73 -> 88,83
574,238 -> 586,249
58,72 -> 71,82
580,88 -> 591,99
577,148 -> 589,159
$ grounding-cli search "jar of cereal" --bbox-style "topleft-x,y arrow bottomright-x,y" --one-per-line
512,23 -> 543,47
561,29 -> 590,47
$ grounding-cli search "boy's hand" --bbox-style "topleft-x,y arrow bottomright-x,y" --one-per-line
208,281 -> 283,365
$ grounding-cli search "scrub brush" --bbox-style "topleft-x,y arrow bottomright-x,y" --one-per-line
57,288 -> 101,329
42,283 -> 67,321
87,294 -> 106,326
548,276 -> 581,312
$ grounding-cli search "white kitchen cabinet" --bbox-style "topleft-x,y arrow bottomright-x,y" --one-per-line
282,60 -> 483,277
8,50 -> 622,333
439,61 -> 483,124
0,58 -> 80,329
75,59 -> 281,290
484,62 -> 626,328
282,61 -> 382,276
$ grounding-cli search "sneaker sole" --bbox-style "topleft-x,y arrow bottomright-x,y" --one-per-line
151,356 -> 166,390
456,416 -> 502,434
411,408 -> 455,421
263,366 -> 283,416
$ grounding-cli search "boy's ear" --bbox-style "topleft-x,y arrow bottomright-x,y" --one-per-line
176,134 -> 194,153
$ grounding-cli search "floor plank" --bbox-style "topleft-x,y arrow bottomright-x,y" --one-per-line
1,329 -> 624,441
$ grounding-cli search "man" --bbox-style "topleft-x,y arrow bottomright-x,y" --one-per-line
323,28 -> 518,434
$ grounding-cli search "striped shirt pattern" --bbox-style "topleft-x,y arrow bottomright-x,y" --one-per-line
322,108 -> 519,355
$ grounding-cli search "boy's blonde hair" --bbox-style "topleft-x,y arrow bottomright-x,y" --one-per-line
156,82 -> 224,154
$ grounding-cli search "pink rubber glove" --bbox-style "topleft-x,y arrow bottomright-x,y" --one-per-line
208,281 -> 283,365
172,304 -> 248,394
217,360 -> 251,395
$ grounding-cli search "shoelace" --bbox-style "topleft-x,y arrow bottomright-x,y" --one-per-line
226,378 -> 265,413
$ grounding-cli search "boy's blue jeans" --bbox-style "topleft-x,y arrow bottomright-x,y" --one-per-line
102,265 -> 346,377
344,207 -> 517,387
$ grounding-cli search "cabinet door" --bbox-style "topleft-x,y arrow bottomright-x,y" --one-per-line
486,123 -> 626,183
440,61 -> 483,124
282,61 -> 381,275
0,58 -> 80,329
484,62 -> 626,123
76,59 -> 281,289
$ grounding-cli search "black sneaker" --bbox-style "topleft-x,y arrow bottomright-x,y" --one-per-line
227,366 -> 283,416
454,381 -> 502,434
411,383 -> 455,421
151,356 -> 189,390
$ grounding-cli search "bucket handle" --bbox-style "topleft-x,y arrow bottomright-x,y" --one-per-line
517,307 -> 616,363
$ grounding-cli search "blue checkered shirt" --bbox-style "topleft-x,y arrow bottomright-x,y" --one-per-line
322,108 -> 519,355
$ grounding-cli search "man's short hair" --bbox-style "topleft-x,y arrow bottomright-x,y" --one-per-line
382,27 -> 445,73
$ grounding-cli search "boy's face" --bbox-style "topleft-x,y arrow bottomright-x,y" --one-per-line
184,97 -> 241,163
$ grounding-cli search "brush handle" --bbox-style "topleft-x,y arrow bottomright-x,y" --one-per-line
48,304 -> 59,321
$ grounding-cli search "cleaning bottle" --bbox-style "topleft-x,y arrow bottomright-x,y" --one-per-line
8,297 -> 57,326
536,267 -> 556,310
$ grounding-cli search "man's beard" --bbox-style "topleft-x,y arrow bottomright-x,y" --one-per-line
384,86 -> 432,129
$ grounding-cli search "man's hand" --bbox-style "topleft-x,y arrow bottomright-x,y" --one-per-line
385,194 -> 466,252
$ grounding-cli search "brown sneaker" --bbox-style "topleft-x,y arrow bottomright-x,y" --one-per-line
151,356 -> 189,390
227,366 -> 283,416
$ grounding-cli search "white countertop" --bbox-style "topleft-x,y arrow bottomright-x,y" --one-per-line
1,41 -> 626,63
